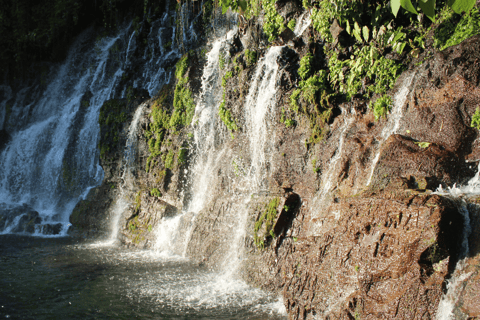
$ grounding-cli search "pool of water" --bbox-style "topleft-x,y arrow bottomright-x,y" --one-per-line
0,235 -> 286,319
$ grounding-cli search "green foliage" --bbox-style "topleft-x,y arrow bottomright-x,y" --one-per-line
302,73 -> 327,104
290,89 -> 301,112
219,52 -> 227,70
254,197 -> 280,249
135,191 -> 142,212
164,150 -> 175,169
328,46 -> 404,100
150,188 -> 162,197
434,6 -> 480,50
372,95 -> 393,120
219,97 -> 239,135
175,55 -> 189,79
415,141 -> 431,148
471,107 -> 480,129
98,99 -> 128,159
222,71 -> 233,87
309,0 -> 365,43
311,158 -> 321,173
262,0 -> 285,42
244,49 -> 257,66
391,0 -> 476,21
287,19 -> 296,31
218,64 -> 239,137
171,55 -> 195,130
298,53 -> 313,81
178,148 -> 188,164
145,88 -> 170,172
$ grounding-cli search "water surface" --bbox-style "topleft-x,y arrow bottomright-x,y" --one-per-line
0,235 -> 286,319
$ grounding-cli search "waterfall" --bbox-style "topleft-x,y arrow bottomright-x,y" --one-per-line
244,46 -> 284,190
106,103 -> 147,245
366,71 -> 416,186
317,114 -> 354,204
0,26 -> 131,236
433,167 -> 476,319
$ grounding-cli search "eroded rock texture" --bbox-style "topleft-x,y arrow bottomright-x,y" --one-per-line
70,17 -> 480,320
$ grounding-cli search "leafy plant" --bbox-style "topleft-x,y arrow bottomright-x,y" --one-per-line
471,107 -> 480,129
287,19 -> 296,31
434,5 -> 480,50
150,188 -> 162,197
391,0 -> 476,21
415,141 -> 431,148
372,95 -> 393,120
244,49 -> 257,66
262,0 -> 285,42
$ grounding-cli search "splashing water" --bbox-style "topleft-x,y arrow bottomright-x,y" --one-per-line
294,11 -> 311,37
244,46 -> 284,190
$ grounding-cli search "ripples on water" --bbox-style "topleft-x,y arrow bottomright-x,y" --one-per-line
0,235 -> 286,319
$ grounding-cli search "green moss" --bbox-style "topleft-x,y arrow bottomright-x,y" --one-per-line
218,68 -> 238,137
287,18 -> 296,31
150,188 -> 162,197
145,88 -> 171,172
372,95 -> 393,120
164,150 -> 175,169
244,49 -> 257,66
175,55 -> 189,79
222,71 -> 233,87
135,191 -> 141,212
178,148 -> 188,164
169,55 -> 195,130
98,99 -> 128,160
471,107 -> 480,129
254,197 -> 280,249
298,53 -> 313,80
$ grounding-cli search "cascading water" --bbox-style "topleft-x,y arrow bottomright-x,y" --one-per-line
366,71 -> 416,186
243,46 -> 284,190
0,28 -> 129,236
434,166 -> 476,319
0,1 -> 287,316
146,24 -> 287,315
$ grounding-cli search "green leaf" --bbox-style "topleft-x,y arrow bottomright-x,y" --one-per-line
345,20 -> 351,35
353,22 -> 363,42
418,0 -> 436,21
238,0 -> 248,11
400,0 -> 418,14
415,141 -> 431,148
391,0 -> 401,17
448,0 -> 476,14
362,26 -> 370,42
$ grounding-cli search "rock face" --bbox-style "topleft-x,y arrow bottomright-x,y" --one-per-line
0,204 -> 41,234
69,7 -> 480,320
280,194 -> 463,319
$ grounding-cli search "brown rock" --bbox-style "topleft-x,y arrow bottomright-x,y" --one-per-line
276,194 -> 464,319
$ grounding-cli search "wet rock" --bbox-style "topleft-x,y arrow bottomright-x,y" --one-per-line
41,223 -> 63,235
122,192 -> 178,248
369,134 -> 469,191
0,204 -> 42,234
279,194 -> 464,319
0,128 -> 10,150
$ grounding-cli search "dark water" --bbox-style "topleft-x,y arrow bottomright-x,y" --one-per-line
0,235 -> 286,319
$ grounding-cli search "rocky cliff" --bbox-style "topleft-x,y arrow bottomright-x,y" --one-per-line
67,1 -> 480,318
